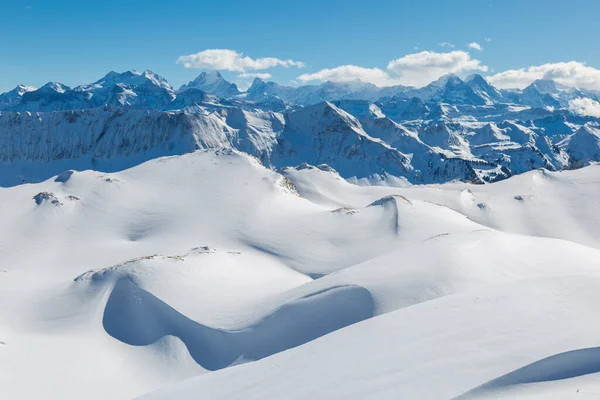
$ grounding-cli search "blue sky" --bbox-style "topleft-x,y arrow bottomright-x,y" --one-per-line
2,0 -> 600,92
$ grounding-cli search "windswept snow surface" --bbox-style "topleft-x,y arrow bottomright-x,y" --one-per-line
1,149 -> 600,399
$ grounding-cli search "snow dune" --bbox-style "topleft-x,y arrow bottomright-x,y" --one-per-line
101,275 -> 373,371
459,347 -> 600,398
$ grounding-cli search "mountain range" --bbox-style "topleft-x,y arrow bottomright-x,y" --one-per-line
1,69 -> 600,186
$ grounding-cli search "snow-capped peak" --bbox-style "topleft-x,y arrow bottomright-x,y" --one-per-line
464,74 -> 489,86
430,73 -> 463,87
200,70 -> 224,85
83,69 -> 173,92
527,79 -> 569,94
40,82 -> 70,93
14,84 -> 37,95
141,69 -> 173,90
465,74 -> 505,104
178,70 -> 241,98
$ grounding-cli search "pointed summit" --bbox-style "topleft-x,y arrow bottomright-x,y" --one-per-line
464,74 -> 488,85
248,76 -> 266,90
464,74 -> 505,104
178,70 -> 240,99
39,82 -> 70,93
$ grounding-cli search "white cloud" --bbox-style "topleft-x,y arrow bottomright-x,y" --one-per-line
485,37 -> 492,43
387,51 -> 488,87
237,72 -> 272,80
298,65 -> 398,87
177,49 -> 304,72
488,61 -> 600,90
297,51 -> 487,88
439,42 -> 455,48
569,98 -> 600,117
468,42 -> 483,51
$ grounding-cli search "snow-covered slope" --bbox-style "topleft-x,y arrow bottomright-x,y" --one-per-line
0,106 -> 236,185
2,147 -> 600,399
143,274 -> 600,400
557,123 -> 600,167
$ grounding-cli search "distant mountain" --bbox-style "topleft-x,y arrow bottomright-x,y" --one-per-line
403,74 -> 487,106
243,77 -> 411,105
519,81 -> 562,109
6,70 -> 177,111
77,69 -> 176,109
499,79 -> 600,109
376,97 -> 430,121
4,69 -> 600,113
244,78 -> 296,102
0,84 -> 36,108
464,74 -> 506,104
179,71 -> 241,98
16,82 -> 90,111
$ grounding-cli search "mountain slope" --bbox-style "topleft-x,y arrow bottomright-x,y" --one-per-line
557,123 -> 600,167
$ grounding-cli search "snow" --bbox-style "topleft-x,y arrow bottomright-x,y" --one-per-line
0,147 -> 600,399
142,276 -> 600,400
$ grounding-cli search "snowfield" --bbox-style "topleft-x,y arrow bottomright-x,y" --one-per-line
0,148 -> 600,399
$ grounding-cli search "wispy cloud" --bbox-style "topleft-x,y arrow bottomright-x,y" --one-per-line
439,42 -> 455,48
468,42 -> 483,51
237,72 -> 272,80
297,50 -> 487,88
484,37 -> 492,43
